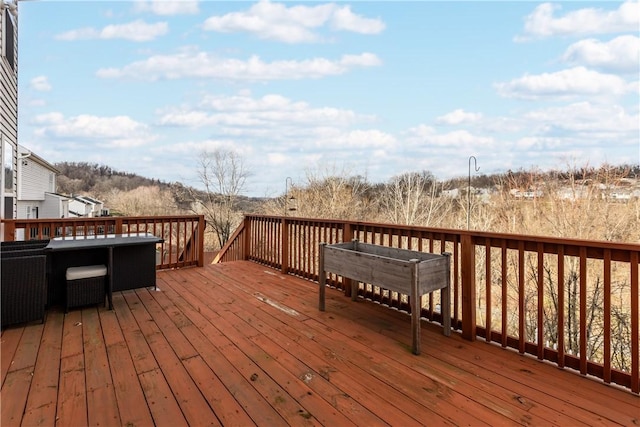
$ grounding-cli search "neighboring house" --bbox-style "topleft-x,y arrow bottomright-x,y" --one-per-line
16,145 -> 69,219
557,186 -> 591,201
68,195 -> 107,218
441,188 -> 459,198
1,1 -> 18,232
510,188 -> 544,199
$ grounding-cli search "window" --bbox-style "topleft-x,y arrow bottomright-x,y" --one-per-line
4,139 -> 14,193
26,206 -> 38,219
2,9 -> 16,71
2,138 -> 15,219
4,196 -> 12,219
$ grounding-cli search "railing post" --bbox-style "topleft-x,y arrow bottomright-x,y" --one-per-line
343,222 -> 353,242
281,217 -> 289,274
410,259 -> 421,355
3,220 -> 16,241
243,216 -> 251,261
197,215 -> 205,267
461,233 -> 476,341
319,243 -> 326,311
115,218 -> 124,235
343,222 -> 354,297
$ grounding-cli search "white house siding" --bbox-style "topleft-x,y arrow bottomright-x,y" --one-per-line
43,193 -> 68,218
18,157 -> 55,200
16,200 -> 45,219
68,198 -> 94,217
1,8 -> 18,223
17,195 -> 68,219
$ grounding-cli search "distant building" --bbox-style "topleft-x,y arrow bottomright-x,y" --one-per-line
441,189 -> 459,198
509,188 -> 544,199
68,195 -> 108,218
608,191 -> 631,201
16,145 -> 69,219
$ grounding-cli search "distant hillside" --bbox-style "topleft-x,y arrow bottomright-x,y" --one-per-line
55,162 -> 173,196
54,162 -> 266,213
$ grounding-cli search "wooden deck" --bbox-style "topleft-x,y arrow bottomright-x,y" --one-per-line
2,261 -> 638,426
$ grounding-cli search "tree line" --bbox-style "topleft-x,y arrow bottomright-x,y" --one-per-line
54,156 -> 639,249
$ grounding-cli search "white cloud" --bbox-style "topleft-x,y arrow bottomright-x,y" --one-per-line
518,0 -> 639,40
56,20 -> 168,42
403,125 -> 494,151
494,66 -> 633,99
266,152 -> 288,166
320,129 -> 397,150
32,113 -> 156,147
403,124 -> 436,142
561,35 -> 640,74
158,93 -> 371,129
27,99 -> 46,107
340,53 -> 381,67
133,0 -> 199,16
524,102 -> 639,138
424,130 -> 495,149
198,93 -> 299,112
30,76 -> 52,92
202,0 -> 385,43
55,28 -> 100,41
329,5 -> 386,34
515,136 -> 565,150
436,109 -> 483,125
97,52 -> 381,81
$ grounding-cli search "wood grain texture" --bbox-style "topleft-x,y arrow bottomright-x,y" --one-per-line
0,261 -> 637,426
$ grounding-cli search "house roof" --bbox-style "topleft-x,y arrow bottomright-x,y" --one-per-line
72,195 -> 102,205
18,145 -> 60,174
45,192 -> 69,200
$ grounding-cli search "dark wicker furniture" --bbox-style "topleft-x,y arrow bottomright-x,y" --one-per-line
65,265 -> 107,312
1,240 -> 50,251
1,252 -> 47,327
46,234 -> 162,309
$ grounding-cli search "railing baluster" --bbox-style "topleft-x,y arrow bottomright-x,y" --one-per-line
501,241 -> 507,348
603,248 -> 611,384
518,241 -> 525,354
209,214 -> 639,394
485,241 -> 492,342
557,245 -> 565,368
1,215 -> 204,269
631,250 -> 639,393
453,236 -> 460,330
579,247 -> 587,375
537,243 -> 544,360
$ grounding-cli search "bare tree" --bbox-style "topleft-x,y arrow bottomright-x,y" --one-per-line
104,186 -> 178,216
377,171 -> 451,226
282,165 -> 374,220
194,149 -> 250,249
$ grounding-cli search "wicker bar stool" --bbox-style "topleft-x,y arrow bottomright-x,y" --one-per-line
65,265 -> 107,312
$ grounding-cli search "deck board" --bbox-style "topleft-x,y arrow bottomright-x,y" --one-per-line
1,261 -> 638,426
83,308 -> 121,427
56,352 -> 87,427
21,310 -> 63,427
123,291 -> 220,427
0,327 -> 23,384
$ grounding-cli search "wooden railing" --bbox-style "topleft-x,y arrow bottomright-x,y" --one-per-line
2,215 -> 205,270
215,215 -> 640,394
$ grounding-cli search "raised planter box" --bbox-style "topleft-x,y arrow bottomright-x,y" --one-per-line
319,240 -> 451,355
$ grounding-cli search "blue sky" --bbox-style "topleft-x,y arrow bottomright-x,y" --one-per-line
16,0 -> 640,197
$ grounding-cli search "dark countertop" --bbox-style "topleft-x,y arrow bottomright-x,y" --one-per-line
46,234 -> 163,251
